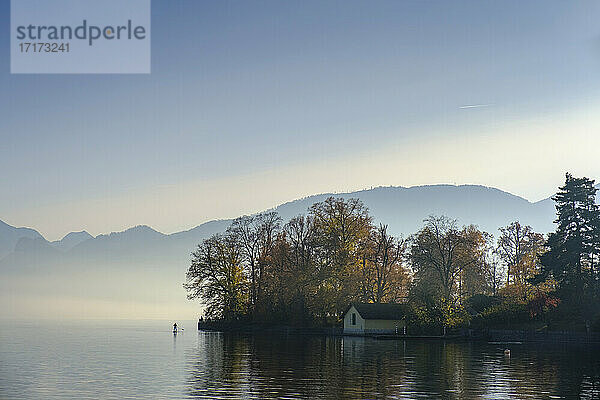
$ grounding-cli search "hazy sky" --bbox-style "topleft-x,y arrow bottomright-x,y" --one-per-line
2,0 -> 600,241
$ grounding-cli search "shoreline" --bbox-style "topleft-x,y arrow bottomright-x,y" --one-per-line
197,322 -> 600,344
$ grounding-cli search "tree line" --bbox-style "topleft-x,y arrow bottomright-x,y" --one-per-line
185,173 -> 600,330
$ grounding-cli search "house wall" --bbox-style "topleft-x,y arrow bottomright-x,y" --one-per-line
364,319 -> 405,334
343,306 -> 365,335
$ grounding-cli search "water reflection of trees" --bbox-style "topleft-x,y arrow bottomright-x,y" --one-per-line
186,332 -> 252,398
501,344 -> 600,399
185,333 -> 599,399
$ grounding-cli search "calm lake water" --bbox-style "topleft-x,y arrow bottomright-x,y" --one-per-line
0,320 -> 599,399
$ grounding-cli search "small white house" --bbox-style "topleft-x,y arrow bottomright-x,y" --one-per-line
343,303 -> 407,335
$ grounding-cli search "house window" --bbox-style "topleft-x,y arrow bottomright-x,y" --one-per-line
352,313 -> 356,325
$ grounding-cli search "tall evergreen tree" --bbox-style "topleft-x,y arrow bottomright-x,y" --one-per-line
589,190 -> 600,295
539,173 -> 599,303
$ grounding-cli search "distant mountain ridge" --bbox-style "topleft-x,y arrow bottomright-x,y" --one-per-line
269,184 -> 559,237
2,183 -> 600,260
51,231 -> 93,252
1,183 -> 598,319
0,219 -> 43,259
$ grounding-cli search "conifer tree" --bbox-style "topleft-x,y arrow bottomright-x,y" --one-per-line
539,173 -> 599,304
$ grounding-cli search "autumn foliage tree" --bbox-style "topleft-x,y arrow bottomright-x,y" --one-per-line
265,215 -> 320,324
184,234 -> 248,319
227,212 -> 281,316
186,198 -> 414,324
409,216 -> 494,329
495,221 -> 545,301
309,197 -> 372,318
361,224 -> 410,303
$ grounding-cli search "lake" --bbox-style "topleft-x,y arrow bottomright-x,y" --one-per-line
1,320 -> 598,399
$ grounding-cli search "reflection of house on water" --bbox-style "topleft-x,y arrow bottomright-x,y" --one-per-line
341,335 -> 367,360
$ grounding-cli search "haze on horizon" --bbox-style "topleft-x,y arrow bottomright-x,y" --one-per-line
2,1 -> 600,241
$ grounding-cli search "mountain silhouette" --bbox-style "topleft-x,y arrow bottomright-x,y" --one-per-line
1,183 -> 598,319
51,231 -> 93,252
0,219 -> 43,260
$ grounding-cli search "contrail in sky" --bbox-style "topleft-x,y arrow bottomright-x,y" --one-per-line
459,104 -> 493,109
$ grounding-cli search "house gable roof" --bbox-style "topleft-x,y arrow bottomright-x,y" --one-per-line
347,303 -> 407,320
